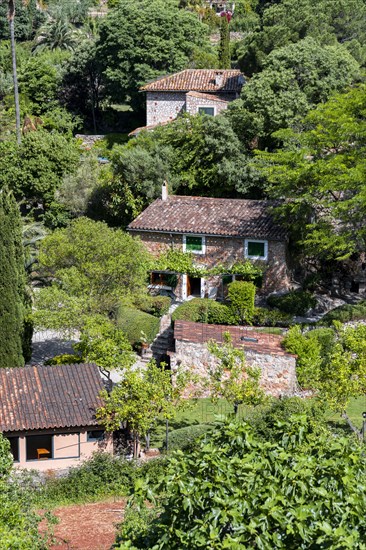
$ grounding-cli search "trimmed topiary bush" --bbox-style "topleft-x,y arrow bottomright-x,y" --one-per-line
166,424 -> 214,451
45,354 -> 83,365
267,290 -> 316,316
136,295 -> 171,318
227,281 -> 256,324
117,306 -> 160,346
172,298 -> 235,325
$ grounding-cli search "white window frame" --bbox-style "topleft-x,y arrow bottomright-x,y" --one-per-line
244,239 -> 268,261
183,234 -> 206,255
198,106 -> 216,116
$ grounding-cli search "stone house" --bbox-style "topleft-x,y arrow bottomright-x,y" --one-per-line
129,69 -> 245,136
127,187 -> 290,300
0,363 -> 113,471
170,320 -> 297,397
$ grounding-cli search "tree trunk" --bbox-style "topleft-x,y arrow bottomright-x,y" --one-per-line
8,1 -> 21,144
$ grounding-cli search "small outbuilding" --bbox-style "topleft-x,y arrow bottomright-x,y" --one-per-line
0,363 -> 113,471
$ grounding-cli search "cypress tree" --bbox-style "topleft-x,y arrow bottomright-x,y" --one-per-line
0,189 -> 26,367
218,15 -> 231,69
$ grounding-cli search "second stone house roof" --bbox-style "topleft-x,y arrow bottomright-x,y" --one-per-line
141,69 -> 244,93
128,196 -> 287,241
0,363 -> 104,433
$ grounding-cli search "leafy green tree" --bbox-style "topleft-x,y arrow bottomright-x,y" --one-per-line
18,54 -> 61,115
206,332 -> 265,413
238,0 -> 366,74
117,415 -> 366,549
105,114 -> 251,225
0,0 -> 44,41
97,360 -> 189,458
61,39 -> 104,131
218,15 -> 230,69
75,315 -> 135,378
34,13 -> 81,52
255,85 -> 366,261
0,129 -> 80,210
0,188 -> 27,368
97,0 -> 212,109
34,217 -> 152,330
238,37 -> 360,145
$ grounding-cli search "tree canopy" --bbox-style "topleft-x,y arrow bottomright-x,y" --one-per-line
255,85 -> 366,261
97,0 -> 213,109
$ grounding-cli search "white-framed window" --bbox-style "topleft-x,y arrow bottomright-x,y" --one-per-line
244,239 -> 268,260
183,234 -> 206,255
198,106 -> 215,116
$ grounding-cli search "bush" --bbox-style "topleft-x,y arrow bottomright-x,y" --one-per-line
37,452 -> 136,505
227,280 -> 256,324
320,301 -> 366,325
252,307 -> 293,327
135,295 -> 171,318
267,290 -> 316,316
45,353 -> 83,365
166,424 -> 214,451
172,298 -> 235,325
117,306 -> 160,346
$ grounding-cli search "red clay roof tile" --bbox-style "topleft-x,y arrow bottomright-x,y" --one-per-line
141,69 -> 244,92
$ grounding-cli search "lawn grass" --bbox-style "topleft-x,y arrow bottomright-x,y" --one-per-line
150,396 -> 366,449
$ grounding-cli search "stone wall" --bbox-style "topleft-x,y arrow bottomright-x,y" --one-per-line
186,94 -> 229,116
146,92 -> 186,126
131,230 -> 290,293
171,339 -> 297,398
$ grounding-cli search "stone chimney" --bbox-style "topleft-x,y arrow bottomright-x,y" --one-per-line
162,181 -> 168,201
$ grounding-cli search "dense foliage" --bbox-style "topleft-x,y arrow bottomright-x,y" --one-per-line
0,189 -> 27,368
117,415 -> 366,549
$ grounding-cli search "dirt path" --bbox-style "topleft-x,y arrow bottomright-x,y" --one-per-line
48,499 -> 127,550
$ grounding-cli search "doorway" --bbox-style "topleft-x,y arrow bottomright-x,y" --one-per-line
187,276 -> 202,298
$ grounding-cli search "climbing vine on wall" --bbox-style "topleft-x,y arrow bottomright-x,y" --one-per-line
154,249 -> 264,279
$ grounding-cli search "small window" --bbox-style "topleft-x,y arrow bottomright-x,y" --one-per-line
183,235 -> 205,254
245,239 -> 268,260
198,107 -> 215,116
26,434 -> 53,461
87,430 -> 105,442
7,437 -> 19,462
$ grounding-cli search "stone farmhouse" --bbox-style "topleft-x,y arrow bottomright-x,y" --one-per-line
127,186 -> 290,300
129,69 -> 245,136
0,363 -> 113,471
171,320 -> 297,398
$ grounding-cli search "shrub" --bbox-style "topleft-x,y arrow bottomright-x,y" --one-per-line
135,295 -> 171,318
320,301 -> 366,325
267,290 -> 316,316
252,307 -> 293,327
45,353 -> 83,365
227,281 -> 256,324
117,306 -> 160,346
166,424 -> 214,451
37,452 -> 136,505
138,456 -> 168,481
172,298 -> 235,325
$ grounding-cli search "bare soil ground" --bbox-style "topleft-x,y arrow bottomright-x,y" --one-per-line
47,499 -> 127,550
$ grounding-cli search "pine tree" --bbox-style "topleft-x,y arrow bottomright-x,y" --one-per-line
0,189 -> 26,367
218,15 -> 230,69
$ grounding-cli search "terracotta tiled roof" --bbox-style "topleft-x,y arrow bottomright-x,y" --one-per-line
128,196 -> 286,240
141,69 -> 244,92
186,91 -> 229,103
174,320 -> 292,356
0,364 -> 104,433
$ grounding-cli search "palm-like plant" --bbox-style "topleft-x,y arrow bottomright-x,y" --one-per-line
33,13 -> 81,52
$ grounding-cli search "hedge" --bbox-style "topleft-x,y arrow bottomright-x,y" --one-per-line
172,298 -> 235,325
134,295 -> 171,318
227,280 -> 256,323
117,306 -> 160,346
320,301 -> 366,325
267,290 -> 316,316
